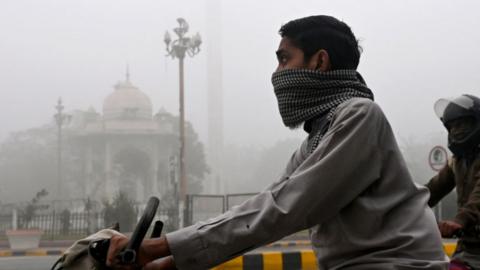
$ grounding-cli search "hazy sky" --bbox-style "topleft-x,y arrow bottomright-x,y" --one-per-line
1,0 -> 480,149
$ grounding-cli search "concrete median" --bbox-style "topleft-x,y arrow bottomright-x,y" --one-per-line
213,242 -> 458,270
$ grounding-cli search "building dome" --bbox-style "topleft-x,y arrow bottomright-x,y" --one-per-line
103,78 -> 153,121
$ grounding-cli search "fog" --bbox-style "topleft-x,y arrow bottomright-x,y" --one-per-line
1,0 -> 479,201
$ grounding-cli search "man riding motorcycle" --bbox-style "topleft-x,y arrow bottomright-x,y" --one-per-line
426,94 -> 480,269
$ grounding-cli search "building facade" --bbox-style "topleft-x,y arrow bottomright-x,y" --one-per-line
68,76 -> 179,203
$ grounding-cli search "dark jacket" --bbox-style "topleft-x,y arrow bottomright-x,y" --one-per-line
426,152 -> 480,253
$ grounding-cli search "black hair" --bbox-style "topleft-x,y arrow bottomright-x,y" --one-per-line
279,15 -> 361,70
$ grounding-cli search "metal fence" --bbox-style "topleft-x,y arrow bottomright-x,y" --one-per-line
185,194 -> 225,226
0,214 -> 13,233
0,209 -> 179,237
184,193 -> 258,226
0,193 -> 259,236
0,212 -> 103,236
0,199 -> 97,215
226,193 -> 257,210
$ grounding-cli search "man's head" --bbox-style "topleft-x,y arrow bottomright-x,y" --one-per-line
275,15 -> 360,72
434,94 -> 480,156
271,15 -> 372,129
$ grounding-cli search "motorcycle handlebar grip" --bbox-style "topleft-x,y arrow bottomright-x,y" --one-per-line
151,220 -> 164,238
119,196 -> 159,263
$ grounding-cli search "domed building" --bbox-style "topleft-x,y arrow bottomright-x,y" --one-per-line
69,74 -> 178,203
103,78 -> 153,121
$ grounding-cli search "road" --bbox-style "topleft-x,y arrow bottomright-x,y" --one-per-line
0,256 -> 59,270
0,245 -> 311,270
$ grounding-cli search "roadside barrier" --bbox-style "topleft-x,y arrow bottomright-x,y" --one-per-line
213,242 -> 458,270
212,250 -> 317,270
0,249 -> 63,257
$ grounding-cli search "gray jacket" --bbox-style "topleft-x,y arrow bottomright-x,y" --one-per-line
166,98 -> 448,270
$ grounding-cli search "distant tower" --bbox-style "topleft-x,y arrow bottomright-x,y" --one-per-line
206,0 -> 225,194
125,63 -> 131,82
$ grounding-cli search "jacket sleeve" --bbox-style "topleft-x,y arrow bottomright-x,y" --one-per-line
165,100 -> 385,270
425,161 -> 455,207
455,167 -> 480,227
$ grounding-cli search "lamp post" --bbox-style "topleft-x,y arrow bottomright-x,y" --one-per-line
54,98 -> 69,207
164,18 -> 202,208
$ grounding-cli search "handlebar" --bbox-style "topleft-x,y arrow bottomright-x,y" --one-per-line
451,225 -> 480,239
118,197 -> 160,263
88,196 -> 161,267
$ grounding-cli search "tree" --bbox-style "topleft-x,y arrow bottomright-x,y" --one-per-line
103,191 -> 137,232
155,111 -> 210,194
0,126 -> 57,203
222,138 -> 302,193
252,138 -> 303,187
19,189 -> 49,229
59,209 -> 71,235
222,144 -> 262,193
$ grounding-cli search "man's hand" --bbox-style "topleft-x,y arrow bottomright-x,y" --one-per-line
144,256 -> 177,270
106,235 -> 173,269
438,220 -> 463,238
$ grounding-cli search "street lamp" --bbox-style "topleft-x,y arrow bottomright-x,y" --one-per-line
54,98 -> 69,206
164,18 -> 202,208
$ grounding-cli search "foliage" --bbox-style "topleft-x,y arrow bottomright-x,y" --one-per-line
19,188 -> 49,229
252,138 -> 302,185
0,126 -> 57,202
155,111 -> 210,194
222,138 -> 302,193
60,209 -> 71,234
103,192 -> 137,233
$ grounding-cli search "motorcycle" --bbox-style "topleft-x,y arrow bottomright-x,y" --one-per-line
447,226 -> 480,270
449,259 -> 474,270
51,199 -> 479,270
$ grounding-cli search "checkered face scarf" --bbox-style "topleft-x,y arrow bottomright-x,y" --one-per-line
272,69 -> 374,128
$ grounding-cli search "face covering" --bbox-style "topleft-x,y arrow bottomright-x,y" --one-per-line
272,68 -> 374,128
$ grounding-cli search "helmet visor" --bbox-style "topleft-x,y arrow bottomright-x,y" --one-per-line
434,95 -> 476,120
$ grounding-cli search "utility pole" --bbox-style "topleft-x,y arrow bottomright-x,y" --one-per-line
164,18 -> 202,210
